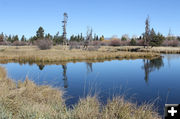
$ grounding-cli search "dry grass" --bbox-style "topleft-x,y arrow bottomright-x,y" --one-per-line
0,66 -> 69,119
0,66 -> 161,119
0,46 -> 160,63
102,97 -> 160,119
105,46 -> 180,54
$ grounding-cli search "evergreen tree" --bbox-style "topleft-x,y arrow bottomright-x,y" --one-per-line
70,35 -> 75,41
36,26 -> 44,39
0,32 -> 4,42
77,34 -> 80,41
53,32 -> 63,45
29,36 -> 37,43
150,29 -> 165,47
150,28 -> 156,38
100,35 -> 105,41
138,36 -> 142,40
121,36 -> 127,41
13,35 -> 19,42
7,35 -> 12,42
130,38 -> 136,46
21,35 -> 26,42
96,36 -> 99,41
80,33 -> 84,41
177,37 -> 180,41
70,34 -> 85,42
93,34 -> 99,41
45,33 -> 53,40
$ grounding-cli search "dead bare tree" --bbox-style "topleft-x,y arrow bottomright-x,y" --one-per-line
86,63 -> 93,73
144,15 -> 150,48
62,13 -> 68,46
83,28 -> 93,50
62,65 -> 68,88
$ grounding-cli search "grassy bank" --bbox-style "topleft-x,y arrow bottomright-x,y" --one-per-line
105,46 -> 180,54
0,46 -> 160,63
0,66 -> 160,119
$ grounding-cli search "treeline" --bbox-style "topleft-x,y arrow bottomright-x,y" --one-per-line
1,26 -> 180,48
0,27 -> 104,45
0,15 -> 180,49
107,31 -> 180,47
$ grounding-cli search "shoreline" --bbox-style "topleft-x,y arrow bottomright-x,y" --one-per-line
0,56 -> 160,65
0,46 -> 160,63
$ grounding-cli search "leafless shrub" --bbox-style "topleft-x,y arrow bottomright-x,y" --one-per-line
172,40 -> 179,47
69,41 -> 81,50
110,39 -> 121,46
36,39 -> 52,50
0,41 -> 11,45
100,40 -> 110,46
109,38 -> 130,46
120,40 -> 130,46
91,41 -> 101,46
136,40 -> 144,46
162,40 -> 180,47
12,41 -> 27,46
162,40 -> 169,46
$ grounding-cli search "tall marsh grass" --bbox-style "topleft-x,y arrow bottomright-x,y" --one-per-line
0,46 -> 160,63
0,66 -> 161,119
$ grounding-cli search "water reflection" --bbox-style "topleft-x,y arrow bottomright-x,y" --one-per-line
142,57 -> 164,83
62,64 -> 68,88
38,64 -> 45,70
86,63 -> 93,73
2,55 -> 180,115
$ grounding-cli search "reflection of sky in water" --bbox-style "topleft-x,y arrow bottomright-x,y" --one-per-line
1,54 -> 180,115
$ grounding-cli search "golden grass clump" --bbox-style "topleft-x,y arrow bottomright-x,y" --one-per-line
0,66 -> 161,119
0,67 -> 69,119
0,66 -> 7,80
102,97 -> 160,119
72,96 -> 100,119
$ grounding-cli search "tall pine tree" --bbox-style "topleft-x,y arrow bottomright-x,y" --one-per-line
36,26 -> 44,39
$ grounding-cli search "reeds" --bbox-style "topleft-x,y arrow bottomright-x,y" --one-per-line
0,67 -> 161,119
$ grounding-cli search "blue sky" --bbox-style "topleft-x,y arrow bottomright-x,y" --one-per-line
0,0 -> 180,38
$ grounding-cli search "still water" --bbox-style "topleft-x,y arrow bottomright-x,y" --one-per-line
1,54 -> 180,115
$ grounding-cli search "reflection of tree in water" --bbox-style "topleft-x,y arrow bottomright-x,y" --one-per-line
62,65 -> 68,88
142,57 -> 164,83
38,64 -> 45,70
86,63 -> 93,73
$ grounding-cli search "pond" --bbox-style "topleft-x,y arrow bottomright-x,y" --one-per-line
1,54 -> 180,115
